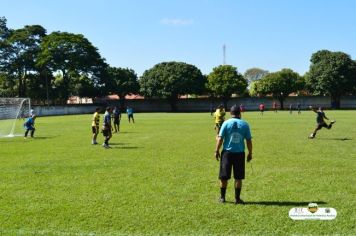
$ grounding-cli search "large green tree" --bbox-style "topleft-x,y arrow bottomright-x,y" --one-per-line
107,67 -> 140,111
244,67 -> 268,85
0,24 -> 46,96
207,65 -> 247,108
306,50 -> 356,108
140,61 -> 205,111
37,32 -> 107,103
255,68 -> 301,109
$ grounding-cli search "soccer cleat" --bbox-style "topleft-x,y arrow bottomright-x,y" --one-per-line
235,198 -> 245,205
219,197 -> 226,203
330,120 -> 336,124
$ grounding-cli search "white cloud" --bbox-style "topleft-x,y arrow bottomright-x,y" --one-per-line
160,18 -> 194,26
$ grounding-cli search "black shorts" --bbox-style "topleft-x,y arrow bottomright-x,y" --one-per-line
316,122 -> 328,130
92,126 -> 99,134
215,122 -> 223,130
219,151 -> 245,180
113,119 -> 120,125
102,129 -> 112,137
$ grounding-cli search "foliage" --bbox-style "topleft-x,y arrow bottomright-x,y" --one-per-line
254,68 -> 301,109
107,67 -> 140,110
207,65 -> 247,108
140,61 -> 205,111
306,50 -> 356,108
0,24 -> 46,96
37,31 -> 107,103
0,72 -> 17,97
244,67 -> 269,85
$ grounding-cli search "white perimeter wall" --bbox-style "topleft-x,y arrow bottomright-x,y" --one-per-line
32,96 -> 356,116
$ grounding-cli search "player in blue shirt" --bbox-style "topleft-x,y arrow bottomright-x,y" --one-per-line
126,106 -> 135,123
24,115 -> 36,138
215,105 -> 253,204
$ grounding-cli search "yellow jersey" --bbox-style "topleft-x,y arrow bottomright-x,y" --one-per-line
214,109 -> 225,124
92,112 -> 100,127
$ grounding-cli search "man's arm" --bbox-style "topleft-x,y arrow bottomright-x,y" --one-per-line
246,139 -> 253,162
215,136 -> 223,161
309,106 -> 317,113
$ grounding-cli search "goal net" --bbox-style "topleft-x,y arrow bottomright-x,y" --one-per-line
0,98 -> 31,137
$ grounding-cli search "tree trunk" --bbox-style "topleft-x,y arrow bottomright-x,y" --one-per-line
278,97 -> 284,110
222,97 -> 229,110
168,96 -> 177,112
119,94 -> 126,112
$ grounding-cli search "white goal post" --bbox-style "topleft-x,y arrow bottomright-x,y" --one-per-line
0,98 -> 31,137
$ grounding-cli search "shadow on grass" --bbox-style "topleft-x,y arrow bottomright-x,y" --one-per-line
115,131 -> 138,134
240,201 -> 327,206
0,136 -> 56,142
115,146 -> 141,149
318,137 -> 352,141
110,142 -> 130,146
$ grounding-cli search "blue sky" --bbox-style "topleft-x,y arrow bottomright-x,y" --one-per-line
2,0 -> 356,76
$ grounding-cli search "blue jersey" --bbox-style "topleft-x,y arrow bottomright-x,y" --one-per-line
103,111 -> 111,129
24,117 -> 35,129
218,118 -> 252,153
127,108 -> 133,115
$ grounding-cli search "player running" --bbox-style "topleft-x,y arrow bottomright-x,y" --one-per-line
308,106 -> 336,139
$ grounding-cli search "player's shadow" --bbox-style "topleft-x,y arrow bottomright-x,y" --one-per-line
109,143 -> 141,149
110,142 -> 129,145
240,201 -> 327,206
319,137 -> 352,141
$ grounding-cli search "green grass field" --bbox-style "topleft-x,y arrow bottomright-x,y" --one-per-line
0,110 -> 355,235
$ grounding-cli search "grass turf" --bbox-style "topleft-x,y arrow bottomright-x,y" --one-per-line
0,110 -> 355,235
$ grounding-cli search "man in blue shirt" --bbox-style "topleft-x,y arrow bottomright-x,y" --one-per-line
215,105 -> 253,204
126,106 -> 134,123
24,115 -> 36,138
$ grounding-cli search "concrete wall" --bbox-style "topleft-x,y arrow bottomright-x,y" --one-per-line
32,96 -> 356,116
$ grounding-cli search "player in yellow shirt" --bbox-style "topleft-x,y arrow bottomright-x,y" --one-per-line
91,107 -> 101,145
214,104 -> 226,134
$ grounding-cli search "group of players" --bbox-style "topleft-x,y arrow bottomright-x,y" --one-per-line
212,103 -> 336,204
214,103 -> 335,139
91,106 -> 135,148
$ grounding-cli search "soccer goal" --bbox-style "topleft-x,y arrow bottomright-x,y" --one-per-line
0,98 -> 31,138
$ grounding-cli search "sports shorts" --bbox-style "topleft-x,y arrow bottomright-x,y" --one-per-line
316,122 -> 329,130
219,151 -> 245,180
102,129 -> 112,137
92,126 -> 99,134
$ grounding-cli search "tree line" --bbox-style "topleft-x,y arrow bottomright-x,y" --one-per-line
1,16 -> 356,110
